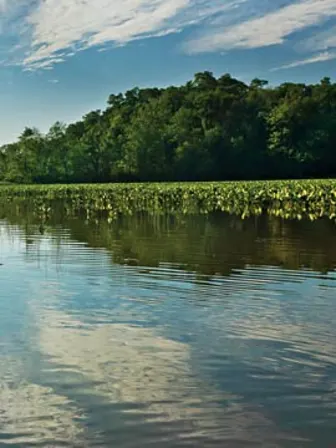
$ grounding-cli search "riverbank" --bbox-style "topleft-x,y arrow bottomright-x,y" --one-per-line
0,179 -> 335,222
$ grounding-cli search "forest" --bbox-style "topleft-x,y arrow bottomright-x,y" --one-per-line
0,72 -> 335,183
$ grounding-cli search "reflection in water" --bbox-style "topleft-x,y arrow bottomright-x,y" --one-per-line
36,308 -> 295,446
2,211 -> 336,275
0,212 -> 335,447
38,310 -> 192,408
0,378 -> 86,446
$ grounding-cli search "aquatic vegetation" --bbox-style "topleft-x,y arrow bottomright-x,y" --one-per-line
0,179 -> 336,222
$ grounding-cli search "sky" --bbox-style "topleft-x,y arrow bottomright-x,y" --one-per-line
0,0 -> 336,145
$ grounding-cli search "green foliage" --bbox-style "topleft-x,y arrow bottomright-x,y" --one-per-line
1,179 -> 336,223
1,73 -> 336,183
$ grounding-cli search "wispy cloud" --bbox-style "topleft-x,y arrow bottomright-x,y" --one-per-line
299,24 -> 336,53
1,0 -> 336,71
1,0 -> 240,70
184,0 -> 336,53
271,51 -> 336,71
0,0 -> 6,13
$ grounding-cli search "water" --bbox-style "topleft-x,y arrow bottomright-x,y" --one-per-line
0,212 -> 335,447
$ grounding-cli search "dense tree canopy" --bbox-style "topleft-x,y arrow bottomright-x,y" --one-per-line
1,72 -> 336,183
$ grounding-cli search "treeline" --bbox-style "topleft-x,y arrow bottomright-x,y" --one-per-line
1,72 -> 336,183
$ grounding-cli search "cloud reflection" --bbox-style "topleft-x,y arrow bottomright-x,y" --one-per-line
0,366 -> 86,446
36,308 -> 292,445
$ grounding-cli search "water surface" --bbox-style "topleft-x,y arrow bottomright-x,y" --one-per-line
0,213 -> 335,447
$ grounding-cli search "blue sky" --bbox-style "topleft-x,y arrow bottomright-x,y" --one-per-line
0,0 -> 336,144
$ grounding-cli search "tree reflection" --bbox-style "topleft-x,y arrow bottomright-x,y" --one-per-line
2,210 -> 336,276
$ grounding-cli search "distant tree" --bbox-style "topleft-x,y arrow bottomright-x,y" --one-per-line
1,73 -> 336,183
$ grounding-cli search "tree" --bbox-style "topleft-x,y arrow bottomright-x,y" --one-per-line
1,73 -> 336,183
124,97 -> 173,180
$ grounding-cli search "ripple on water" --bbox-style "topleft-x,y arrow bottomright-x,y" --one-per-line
0,216 -> 335,447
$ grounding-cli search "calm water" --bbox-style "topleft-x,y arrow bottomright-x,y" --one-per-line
0,212 -> 335,447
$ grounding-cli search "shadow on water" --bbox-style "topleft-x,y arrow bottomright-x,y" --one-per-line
2,207 -> 336,275
0,207 -> 335,447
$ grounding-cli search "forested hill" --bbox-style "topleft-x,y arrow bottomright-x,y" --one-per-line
1,72 -> 336,184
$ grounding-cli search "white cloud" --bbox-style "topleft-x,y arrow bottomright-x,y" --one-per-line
1,0 -> 336,70
184,0 -> 336,53
271,51 -> 336,71
4,0 -> 239,70
300,25 -> 336,52
0,0 -> 6,12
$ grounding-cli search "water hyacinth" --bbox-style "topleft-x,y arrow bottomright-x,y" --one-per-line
0,180 -> 336,223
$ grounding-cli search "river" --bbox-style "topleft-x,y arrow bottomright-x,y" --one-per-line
0,212 -> 335,447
